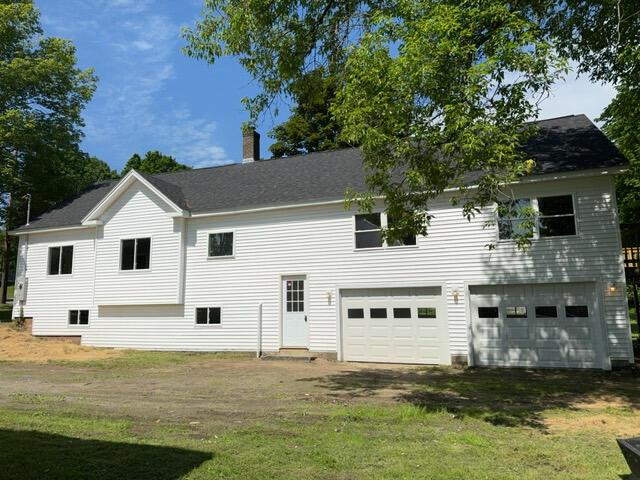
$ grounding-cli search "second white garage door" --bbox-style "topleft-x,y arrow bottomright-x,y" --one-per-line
469,283 -> 605,369
341,287 -> 449,364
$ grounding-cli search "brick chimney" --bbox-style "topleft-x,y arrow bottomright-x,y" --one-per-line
242,126 -> 260,163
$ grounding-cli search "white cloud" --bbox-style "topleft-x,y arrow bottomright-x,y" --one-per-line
537,64 -> 616,125
47,2 -> 230,169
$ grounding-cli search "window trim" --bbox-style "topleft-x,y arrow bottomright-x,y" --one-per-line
47,245 -> 74,276
207,230 -> 235,259
68,309 -> 90,326
497,194 -> 577,242
194,306 -> 223,327
353,212 -> 419,251
119,237 -> 152,272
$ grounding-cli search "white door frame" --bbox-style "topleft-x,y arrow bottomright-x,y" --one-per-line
280,274 -> 309,349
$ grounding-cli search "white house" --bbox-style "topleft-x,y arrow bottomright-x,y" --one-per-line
10,115 -> 634,370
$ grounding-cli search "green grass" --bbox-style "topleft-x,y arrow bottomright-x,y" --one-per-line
0,358 -> 637,479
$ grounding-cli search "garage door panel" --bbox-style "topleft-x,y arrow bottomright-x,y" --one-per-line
342,288 -> 448,365
471,282 -> 603,369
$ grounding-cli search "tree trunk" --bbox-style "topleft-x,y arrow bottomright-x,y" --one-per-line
1,194 -> 12,304
0,230 -> 9,304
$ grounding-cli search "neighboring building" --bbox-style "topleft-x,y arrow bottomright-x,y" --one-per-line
10,115 -> 634,369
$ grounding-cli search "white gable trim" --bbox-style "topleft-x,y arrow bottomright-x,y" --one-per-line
81,170 -> 187,224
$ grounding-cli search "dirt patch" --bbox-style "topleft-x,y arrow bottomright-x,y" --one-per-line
546,412 -> 640,436
0,325 -> 121,362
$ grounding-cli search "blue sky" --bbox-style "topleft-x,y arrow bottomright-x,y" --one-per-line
37,0 -> 617,172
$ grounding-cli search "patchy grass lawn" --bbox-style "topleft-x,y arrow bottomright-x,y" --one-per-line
0,350 -> 638,479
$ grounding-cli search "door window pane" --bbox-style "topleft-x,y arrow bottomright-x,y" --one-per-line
393,308 -> 411,318
347,308 -> 364,319
370,308 -> 387,318
418,307 -> 436,318
565,305 -> 589,317
535,306 -> 558,318
506,306 -> 527,318
478,307 -> 499,318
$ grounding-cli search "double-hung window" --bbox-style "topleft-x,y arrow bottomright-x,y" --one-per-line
538,195 -> 576,237
48,246 -> 73,275
498,194 -> 576,241
120,238 -> 151,270
354,213 -> 417,249
208,232 -> 234,257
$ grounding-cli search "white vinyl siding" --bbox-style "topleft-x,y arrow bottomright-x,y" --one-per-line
14,174 -> 632,364
93,183 -> 183,305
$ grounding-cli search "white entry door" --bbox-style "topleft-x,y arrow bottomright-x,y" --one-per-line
282,276 -> 308,347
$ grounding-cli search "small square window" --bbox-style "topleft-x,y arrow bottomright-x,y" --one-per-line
393,308 -> 411,318
347,308 -> 364,319
565,305 -> 589,318
370,308 -> 387,319
506,306 -> 527,318
196,307 -> 222,325
418,307 -> 436,318
209,232 -> 234,257
478,307 -> 499,318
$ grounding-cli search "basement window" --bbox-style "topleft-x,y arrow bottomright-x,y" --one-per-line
69,310 -> 89,325
48,246 -> 73,275
120,238 -> 151,270
196,307 -> 222,325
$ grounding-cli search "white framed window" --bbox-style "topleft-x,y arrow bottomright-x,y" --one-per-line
69,309 -> 89,326
354,213 -> 417,249
208,232 -> 234,257
537,195 -> 576,237
498,194 -> 576,241
48,245 -> 73,275
195,307 -> 222,325
120,238 -> 151,270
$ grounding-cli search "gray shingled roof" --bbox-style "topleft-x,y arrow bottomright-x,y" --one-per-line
13,114 -> 627,233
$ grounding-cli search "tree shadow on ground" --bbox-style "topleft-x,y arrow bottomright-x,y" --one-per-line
302,366 -> 640,430
0,429 -> 212,480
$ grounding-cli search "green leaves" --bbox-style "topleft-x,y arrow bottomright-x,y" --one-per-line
121,151 -> 191,176
183,0 -> 636,249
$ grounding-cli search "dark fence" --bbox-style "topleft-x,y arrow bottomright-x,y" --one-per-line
621,224 -> 640,284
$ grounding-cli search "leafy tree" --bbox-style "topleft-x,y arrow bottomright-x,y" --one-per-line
183,1 -> 564,247
121,151 -> 190,176
183,1 -> 639,244
269,67 -> 351,158
0,0 -> 99,303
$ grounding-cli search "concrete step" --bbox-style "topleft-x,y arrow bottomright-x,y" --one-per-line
260,351 -> 316,362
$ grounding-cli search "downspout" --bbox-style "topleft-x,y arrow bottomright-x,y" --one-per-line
257,302 -> 263,358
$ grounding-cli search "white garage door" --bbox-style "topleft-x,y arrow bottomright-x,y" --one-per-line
341,287 -> 449,364
470,283 -> 605,369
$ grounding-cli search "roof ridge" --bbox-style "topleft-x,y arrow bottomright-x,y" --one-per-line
150,146 -> 360,179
